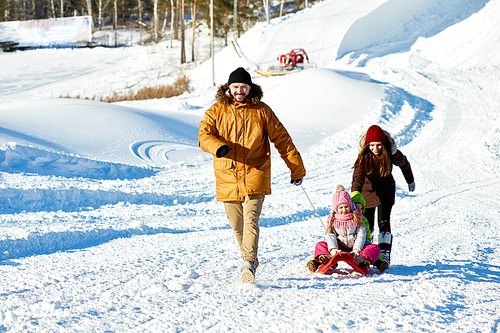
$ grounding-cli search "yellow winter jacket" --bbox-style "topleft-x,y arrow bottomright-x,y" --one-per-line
198,83 -> 306,201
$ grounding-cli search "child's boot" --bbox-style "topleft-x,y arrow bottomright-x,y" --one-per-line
317,254 -> 333,265
316,254 -> 338,269
354,255 -> 370,269
307,259 -> 319,272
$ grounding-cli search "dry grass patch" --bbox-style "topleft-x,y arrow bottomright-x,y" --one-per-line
61,75 -> 190,102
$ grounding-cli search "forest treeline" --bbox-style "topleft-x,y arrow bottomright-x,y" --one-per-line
0,0 -> 319,41
1,0 -> 320,65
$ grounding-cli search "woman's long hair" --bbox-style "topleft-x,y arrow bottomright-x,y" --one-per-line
352,133 -> 392,177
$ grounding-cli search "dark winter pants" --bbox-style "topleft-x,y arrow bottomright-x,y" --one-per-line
364,201 -> 393,234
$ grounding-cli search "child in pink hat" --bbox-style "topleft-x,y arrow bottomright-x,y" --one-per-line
307,186 -> 380,272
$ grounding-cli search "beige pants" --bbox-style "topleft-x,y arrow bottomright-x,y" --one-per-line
224,194 -> 265,262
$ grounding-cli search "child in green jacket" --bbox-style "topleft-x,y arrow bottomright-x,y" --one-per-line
350,191 -> 388,272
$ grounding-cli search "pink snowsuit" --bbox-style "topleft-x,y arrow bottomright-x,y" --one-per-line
314,241 -> 380,264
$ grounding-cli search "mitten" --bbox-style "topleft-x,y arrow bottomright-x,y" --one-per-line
408,182 -> 415,192
216,145 -> 231,158
290,178 -> 303,186
330,248 -> 341,255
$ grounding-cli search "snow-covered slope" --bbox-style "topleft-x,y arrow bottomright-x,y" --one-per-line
1,0 -> 500,331
0,98 -> 203,166
336,0 -> 490,64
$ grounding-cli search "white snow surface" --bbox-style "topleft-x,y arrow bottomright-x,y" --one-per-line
2,0 -> 500,331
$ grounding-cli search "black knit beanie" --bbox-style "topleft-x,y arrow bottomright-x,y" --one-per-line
228,67 -> 252,85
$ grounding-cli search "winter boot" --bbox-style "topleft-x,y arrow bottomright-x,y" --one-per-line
378,231 -> 392,266
307,259 -> 319,272
374,259 -> 389,272
317,254 -> 332,265
252,258 -> 259,270
241,260 -> 257,284
353,255 -> 370,269
317,254 -> 338,269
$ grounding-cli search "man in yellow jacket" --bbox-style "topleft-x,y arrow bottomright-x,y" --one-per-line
199,67 -> 306,283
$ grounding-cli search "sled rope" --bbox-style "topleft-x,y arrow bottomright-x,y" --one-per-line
300,184 -> 336,243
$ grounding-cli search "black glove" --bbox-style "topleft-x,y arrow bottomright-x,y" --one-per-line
290,178 -> 303,186
408,182 -> 415,192
216,145 -> 231,158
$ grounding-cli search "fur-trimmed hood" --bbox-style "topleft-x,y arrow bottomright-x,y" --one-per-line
215,82 -> 264,105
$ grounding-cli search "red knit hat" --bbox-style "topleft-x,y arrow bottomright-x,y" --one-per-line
365,125 -> 385,143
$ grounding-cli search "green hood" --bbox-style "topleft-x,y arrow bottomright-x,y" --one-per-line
350,191 -> 366,214
350,191 -> 372,241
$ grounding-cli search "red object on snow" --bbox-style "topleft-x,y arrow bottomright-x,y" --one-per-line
317,252 -> 370,275
278,49 -> 310,67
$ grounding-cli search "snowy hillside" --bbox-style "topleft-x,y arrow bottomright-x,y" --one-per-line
1,0 -> 500,331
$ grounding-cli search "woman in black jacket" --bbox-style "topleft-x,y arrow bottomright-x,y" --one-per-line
351,125 -> 415,269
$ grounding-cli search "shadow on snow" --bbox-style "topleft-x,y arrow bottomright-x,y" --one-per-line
0,225 -> 192,261
0,187 -> 214,214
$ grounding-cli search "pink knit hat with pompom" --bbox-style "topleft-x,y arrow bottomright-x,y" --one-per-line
332,190 -> 353,214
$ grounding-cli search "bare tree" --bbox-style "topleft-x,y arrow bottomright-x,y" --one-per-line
85,0 -> 93,30
170,0 -> 174,46
191,0 -> 197,62
113,0 -> 117,46
263,0 -> 269,23
233,0 -> 236,33
173,0 -> 178,39
98,0 -> 102,29
50,0 -> 56,18
161,8 -> 167,32
138,0 -> 142,42
153,0 -> 158,41
180,0 -> 185,63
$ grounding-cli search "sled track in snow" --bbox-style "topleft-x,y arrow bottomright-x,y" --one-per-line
404,70 -> 491,190
380,85 -> 434,148
131,140 -> 205,167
